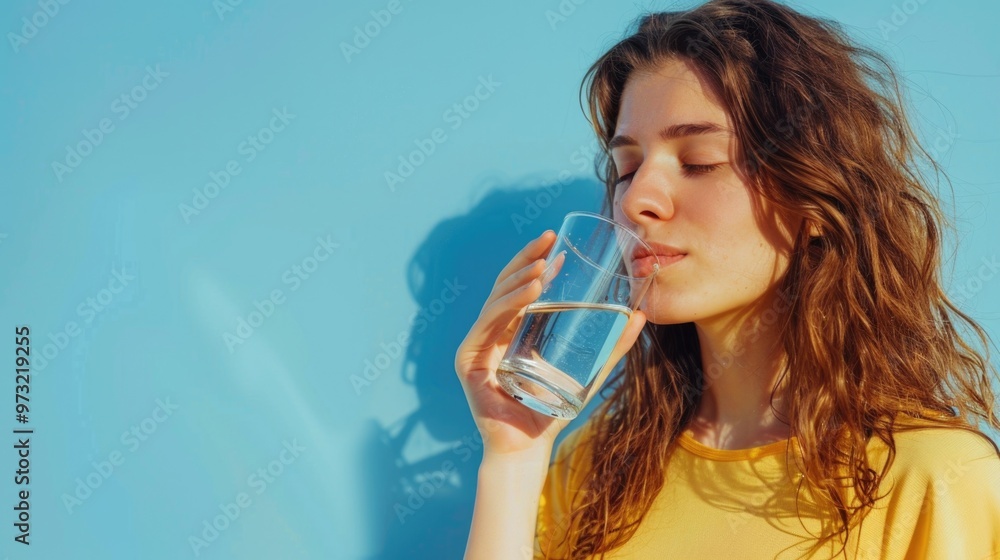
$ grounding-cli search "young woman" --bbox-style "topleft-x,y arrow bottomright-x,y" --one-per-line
455,1 -> 1000,558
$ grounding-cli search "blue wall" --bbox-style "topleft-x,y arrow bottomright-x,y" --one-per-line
1,1 -> 997,558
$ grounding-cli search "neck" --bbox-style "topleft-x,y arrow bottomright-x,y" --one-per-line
686,293 -> 792,449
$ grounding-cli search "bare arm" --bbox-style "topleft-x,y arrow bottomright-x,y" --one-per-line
464,448 -> 552,560
454,231 -> 645,559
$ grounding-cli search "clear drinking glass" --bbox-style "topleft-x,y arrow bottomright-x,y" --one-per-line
496,211 -> 659,419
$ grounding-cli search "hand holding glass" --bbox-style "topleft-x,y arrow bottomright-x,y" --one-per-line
497,211 -> 659,419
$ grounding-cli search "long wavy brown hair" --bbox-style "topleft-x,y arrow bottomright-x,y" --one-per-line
549,0 -> 1000,558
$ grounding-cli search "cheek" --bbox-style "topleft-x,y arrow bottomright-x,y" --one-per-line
691,188 -> 754,238
694,192 -> 780,268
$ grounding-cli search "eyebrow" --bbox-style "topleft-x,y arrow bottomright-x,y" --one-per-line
609,121 -> 730,150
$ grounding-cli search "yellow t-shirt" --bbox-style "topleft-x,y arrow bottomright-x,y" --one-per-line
535,417 -> 1000,559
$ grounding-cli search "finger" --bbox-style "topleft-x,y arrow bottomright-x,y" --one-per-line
494,231 -> 556,287
580,309 -> 647,409
539,249 -> 566,288
459,277 -> 543,357
487,247 -> 564,310
489,258 -> 546,304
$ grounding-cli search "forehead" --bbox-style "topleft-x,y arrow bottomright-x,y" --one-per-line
615,59 -> 729,134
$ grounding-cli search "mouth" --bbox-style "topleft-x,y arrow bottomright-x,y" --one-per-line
630,243 -> 687,276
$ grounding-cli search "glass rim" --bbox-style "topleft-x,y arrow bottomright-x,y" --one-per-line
561,210 -> 658,281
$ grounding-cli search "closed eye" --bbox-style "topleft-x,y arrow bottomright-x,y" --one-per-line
681,163 -> 722,177
615,171 -> 636,186
614,163 -> 723,185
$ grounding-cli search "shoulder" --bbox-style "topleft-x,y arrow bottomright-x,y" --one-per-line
863,422 -> 1000,557
536,418 -> 603,556
870,421 -> 1000,494
544,416 -> 607,496
551,417 -> 600,468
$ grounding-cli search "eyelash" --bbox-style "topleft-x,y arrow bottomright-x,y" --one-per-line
615,163 -> 721,185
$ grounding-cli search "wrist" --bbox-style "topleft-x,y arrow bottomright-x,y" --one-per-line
479,446 -> 553,483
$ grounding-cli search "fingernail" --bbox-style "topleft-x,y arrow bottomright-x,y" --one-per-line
540,251 -> 565,284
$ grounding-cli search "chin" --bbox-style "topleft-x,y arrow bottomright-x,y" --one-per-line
639,303 -> 688,326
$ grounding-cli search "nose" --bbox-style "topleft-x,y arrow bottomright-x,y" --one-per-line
613,164 -> 675,229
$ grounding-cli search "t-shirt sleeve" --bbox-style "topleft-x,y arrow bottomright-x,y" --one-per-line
887,429 -> 1000,559
534,422 -> 595,560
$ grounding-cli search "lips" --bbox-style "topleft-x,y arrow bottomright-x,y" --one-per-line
630,242 -> 687,276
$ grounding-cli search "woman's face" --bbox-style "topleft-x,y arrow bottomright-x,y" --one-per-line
613,58 -> 799,326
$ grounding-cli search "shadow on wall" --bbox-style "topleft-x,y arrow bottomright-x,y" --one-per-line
359,177 -> 607,559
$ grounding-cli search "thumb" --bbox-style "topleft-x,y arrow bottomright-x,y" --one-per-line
608,309 -> 647,365
580,309 -> 647,409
